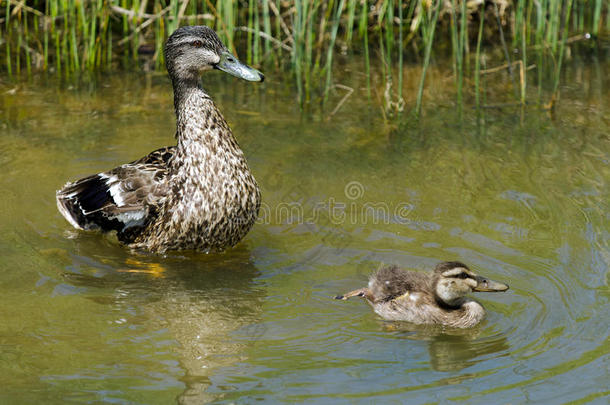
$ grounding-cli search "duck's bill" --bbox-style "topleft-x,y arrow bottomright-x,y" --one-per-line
473,276 -> 509,292
215,51 -> 264,82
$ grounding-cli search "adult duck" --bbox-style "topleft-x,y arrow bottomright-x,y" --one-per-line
56,26 -> 264,253
335,261 -> 509,328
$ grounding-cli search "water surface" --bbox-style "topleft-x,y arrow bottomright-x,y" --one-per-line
0,56 -> 608,404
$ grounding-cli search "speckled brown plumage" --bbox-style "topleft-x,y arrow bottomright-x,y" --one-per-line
56,26 -> 264,253
335,262 -> 509,328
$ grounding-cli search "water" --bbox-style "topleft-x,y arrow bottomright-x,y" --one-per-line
0,55 -> 608,404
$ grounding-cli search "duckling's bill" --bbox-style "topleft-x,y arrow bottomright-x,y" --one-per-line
334,288 -> 369,300
214,51 -> 264,82
473,275 -> 509,292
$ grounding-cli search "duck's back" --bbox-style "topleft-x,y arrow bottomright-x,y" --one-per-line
368,266 -> 432,302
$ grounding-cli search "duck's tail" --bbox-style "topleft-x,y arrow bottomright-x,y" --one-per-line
56,174 -> 123,232
334,287 -> 372,301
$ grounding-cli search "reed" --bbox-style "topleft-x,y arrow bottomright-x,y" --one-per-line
450,0 -> 467,116
474,2 -> 485,110
0,0 -> 607,114
415,0 -> 441,116
360,0 -> 371,99
323,0 -> 346,103
551,0 -> 574,107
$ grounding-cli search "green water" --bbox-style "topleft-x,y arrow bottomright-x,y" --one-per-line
0,55 -> 608,404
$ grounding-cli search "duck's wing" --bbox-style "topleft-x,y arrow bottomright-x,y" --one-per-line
56,147 -> 174,241
369,266 -> 431,302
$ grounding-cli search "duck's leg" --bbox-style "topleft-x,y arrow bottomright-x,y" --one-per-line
334,288 -> 373,301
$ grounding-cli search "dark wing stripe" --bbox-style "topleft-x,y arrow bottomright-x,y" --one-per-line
57,174 -> 122,231
73,175 -> 114,214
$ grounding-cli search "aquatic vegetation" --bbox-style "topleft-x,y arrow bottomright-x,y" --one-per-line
1,0 -> 607,114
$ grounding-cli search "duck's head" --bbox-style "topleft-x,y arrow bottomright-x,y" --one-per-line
433,261 -> 509,307
164,25 -> 264,83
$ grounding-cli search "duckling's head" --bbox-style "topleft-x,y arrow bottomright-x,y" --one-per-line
165,25 -> 264,83
433,262 -> 509,307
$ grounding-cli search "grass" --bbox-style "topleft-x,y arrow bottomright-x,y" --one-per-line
1,0 -> 608,116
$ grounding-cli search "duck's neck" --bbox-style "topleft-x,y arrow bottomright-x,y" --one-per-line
170,77 -> 244,162
171,77 -> 205,120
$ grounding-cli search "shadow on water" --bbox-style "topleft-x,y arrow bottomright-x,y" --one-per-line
60,242 -> 265,404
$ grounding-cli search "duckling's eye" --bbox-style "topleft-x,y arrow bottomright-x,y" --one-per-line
191,40 -> 203,48
458,273 -> 468,279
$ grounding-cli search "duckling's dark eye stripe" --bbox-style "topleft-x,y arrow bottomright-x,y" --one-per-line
442,268 -> 469,277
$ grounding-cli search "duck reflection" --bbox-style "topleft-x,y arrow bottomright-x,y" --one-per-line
63,244 -> 264,404
384,321 -> 509,372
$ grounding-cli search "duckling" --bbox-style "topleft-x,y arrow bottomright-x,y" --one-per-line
335,261 -> 509,328
56,26 -> 264,253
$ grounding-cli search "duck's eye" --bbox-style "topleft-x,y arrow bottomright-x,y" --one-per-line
191,40 -> 203,48
458,273 -> 468,279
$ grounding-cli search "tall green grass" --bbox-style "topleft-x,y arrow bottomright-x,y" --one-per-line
1,0 -> 607,114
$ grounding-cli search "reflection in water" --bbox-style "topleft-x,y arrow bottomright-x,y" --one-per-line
63,245 -> 264,404
384,322 -> 509,372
